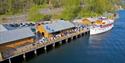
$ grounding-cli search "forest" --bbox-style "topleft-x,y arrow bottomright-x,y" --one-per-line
0,0 -> 124,22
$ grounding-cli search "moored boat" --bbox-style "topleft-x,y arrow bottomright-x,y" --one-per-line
89,17 -> 114,35
73,16 -> 115,35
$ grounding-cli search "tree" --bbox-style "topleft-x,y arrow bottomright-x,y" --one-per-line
0,0 -> 123,22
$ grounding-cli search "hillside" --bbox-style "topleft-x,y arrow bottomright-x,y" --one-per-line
0,0 -> 124,23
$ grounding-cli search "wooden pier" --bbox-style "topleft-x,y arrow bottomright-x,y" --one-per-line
0,29 -> 90,63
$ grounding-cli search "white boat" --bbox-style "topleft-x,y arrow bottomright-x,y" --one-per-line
90,23 -> 114,35
89,17 -> 114,35
73,17 -> 114,35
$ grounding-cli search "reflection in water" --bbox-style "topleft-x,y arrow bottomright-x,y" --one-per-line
89,30 -> 112,48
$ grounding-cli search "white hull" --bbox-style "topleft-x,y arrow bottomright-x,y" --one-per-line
90,24 -> 114,35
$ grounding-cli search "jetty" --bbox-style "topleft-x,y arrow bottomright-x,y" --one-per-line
0,20 -> 90,63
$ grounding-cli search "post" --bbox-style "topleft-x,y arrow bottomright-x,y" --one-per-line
23,54 -> 26,60
66,39 -> 68,43
86,32 -> 87,35
82,33 -> 84,36
9,58 -> 11,63
84,32 -> 86,35
80,34 -> 82,37
59,41 -> 62,45
0,52 -> 3,61
34,50 -> 37,55
71,37 -> 73,40
76,35 -> 77,38
44,46 -> 47,53
87,31 -> 88,35
52,43 -> 55,48
88,31 -> 90,35
77,35 -> 79,38
89,31 -> 90,35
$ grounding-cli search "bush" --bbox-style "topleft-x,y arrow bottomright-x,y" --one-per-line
58,6 -> 80,20
27,5 -> 50,22
78,8 -> 101,17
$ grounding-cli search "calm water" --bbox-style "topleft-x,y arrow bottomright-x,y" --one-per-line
25,10 -> 125,63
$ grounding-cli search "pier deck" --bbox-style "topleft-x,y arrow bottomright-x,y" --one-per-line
0,29 -> 90,63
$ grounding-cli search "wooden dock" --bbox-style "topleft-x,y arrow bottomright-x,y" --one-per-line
0,29 -> 90,63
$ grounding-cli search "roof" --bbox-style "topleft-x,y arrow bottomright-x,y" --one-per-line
44,20 -> 75,33
87,18 -> 98,22
0,24 -> 7,32
0,27 -> 35,44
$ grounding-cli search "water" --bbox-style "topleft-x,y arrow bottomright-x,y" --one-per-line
25,10 -> 125,63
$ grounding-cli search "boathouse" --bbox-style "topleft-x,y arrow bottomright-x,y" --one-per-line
0,27 -> 35,61
36,20 -> 75,38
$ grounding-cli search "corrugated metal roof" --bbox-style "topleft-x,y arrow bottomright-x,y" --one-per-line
44,20 -> 75,33
0,27 -> 35,44
0,24 -> 7,32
